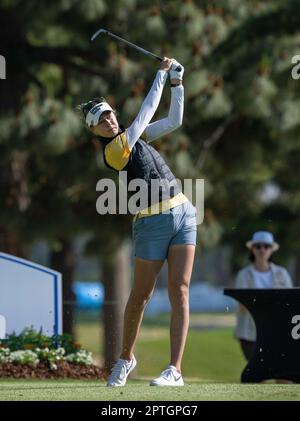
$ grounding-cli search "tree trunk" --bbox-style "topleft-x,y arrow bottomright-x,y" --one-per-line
50,238 -> 75,336
102,241 -> 131,371
0,226 -> 25,257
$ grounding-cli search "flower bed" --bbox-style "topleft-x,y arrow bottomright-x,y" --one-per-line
0,328 -> 108,380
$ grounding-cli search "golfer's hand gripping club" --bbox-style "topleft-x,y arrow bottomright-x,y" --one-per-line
170,60 -> 184,81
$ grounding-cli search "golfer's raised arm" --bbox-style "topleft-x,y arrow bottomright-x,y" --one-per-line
126,60 -> 173,150
143,84 -> 184,143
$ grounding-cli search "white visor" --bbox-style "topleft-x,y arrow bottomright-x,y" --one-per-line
85,102 -> 113,127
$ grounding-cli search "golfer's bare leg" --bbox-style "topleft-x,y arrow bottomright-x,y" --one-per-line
167,244 -> 195,372
120,257 -> 164,360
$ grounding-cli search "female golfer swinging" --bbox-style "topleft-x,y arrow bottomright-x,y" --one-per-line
79,57 -> 197,387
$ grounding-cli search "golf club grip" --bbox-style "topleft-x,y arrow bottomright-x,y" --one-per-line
156,56 -> 182,72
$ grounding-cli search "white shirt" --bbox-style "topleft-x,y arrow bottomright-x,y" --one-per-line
126,70 -> 184,150
251,268 -> 273,289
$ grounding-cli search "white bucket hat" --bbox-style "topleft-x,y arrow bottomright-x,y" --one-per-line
85,102 -> 113,127
246,231 -> 279,251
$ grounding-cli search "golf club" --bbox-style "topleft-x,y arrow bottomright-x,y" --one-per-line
91,28 -> 182,72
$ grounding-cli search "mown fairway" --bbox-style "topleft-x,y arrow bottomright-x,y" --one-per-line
1,315 -> 299,401
0,380 -> 300,401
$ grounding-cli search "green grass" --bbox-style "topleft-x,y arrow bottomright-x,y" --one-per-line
0,380 -> 300,401
3,314 -> 298,401
135,329 -> 244,381
75,316 -> 245,382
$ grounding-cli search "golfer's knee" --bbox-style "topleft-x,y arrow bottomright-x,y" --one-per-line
130,289 -> 153,308
169,283 -> 189,307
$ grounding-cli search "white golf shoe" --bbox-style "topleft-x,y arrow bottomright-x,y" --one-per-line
150,365 -> 184,386
106,355 -> 137,387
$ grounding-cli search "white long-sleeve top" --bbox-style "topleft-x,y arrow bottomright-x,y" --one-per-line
126,70 -> 184,150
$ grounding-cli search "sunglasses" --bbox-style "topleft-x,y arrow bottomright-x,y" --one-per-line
253,243 -> 272,250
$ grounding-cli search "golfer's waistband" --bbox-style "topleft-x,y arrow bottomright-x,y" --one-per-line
133,192 -> 188,221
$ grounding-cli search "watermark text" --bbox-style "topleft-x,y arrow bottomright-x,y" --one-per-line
96,172 -> 204,225
0,55 -> 6,80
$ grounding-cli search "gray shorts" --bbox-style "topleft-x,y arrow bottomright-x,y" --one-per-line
132,201 -> 197,261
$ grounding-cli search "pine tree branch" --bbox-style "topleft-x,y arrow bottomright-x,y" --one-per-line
28,45 -> 110,77
215,0 -> 300,55
206,0 -> 300,73
196,113 -> 237,170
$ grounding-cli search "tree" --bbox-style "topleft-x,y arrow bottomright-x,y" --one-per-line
200,0 -> 300,278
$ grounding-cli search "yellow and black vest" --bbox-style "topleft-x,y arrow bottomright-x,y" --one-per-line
99,130 -> 182,209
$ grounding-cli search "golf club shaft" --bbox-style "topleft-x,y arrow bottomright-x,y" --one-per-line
92,29 -> 162,62
91,29 -> 182,71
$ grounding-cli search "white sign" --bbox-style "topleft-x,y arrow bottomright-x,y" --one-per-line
0,252 -> 62,336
